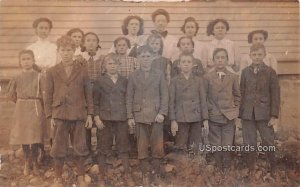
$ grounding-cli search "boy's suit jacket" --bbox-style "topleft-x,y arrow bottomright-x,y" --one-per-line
93,74 -> 127,121
44,63 -> 94,120
240,63 -> 280,121
169,74 -> 208,122
204,68 -> 241,124
126,69 -> 168,123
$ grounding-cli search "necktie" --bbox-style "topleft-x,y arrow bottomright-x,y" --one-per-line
217,72 -> 226,81
254,66 -> 259,74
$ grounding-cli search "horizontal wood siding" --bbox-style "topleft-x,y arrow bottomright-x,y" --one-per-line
0,0 -> 299,78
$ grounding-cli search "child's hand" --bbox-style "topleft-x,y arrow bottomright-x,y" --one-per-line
171,120 -> 178,136
94,115 -> 105,130
203,120 -> 209,135
128,119 -> 136,129
268,117 -> 276,127
50,118 -> 56,128
85,115 -> 93,129
155,114 -> 165,123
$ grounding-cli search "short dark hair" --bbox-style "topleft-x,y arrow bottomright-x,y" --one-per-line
146,34 -> 164,55
18,49 -> 41,72
179,51 -> 195,63
250,43 -> 266,54
212,48 -> 229,61
177,36 -> 195,48
121,15 -> 144,36
136,45 -> 154,56
66,28 -> 84,37
56,35 -> 76,50
32,17 -> 53,29
206,19 -> 230,36
81,32 -> 101,52
180,17 -> 199,36
151,9 -> 170,23
248,30 -> 268,44
113,36 -> 131,49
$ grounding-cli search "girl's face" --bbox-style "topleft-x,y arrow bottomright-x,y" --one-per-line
58,46 -> 75,65
20,53 -> 34,70
138,51 -> 153,72
115,39 -> 129,55
184,21 -> 197,37
105,58 -> 119,75
179,38 -> 194,53
154,15 -> 168,32
84,34 -> 99,53
250,48 -> 266,65
35,21 -> 51,39
252,33 -> 265,45
179,55 -> 194,74
70,32 -> 83,47
213,50 -> 228,69
148,38 -> 161,54
213,22 -> 227,40
127,18 -> 140,36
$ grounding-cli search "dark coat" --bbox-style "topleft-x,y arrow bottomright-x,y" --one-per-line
204,68 -> 241,124
44,63 -> 94,120
126,69 -> 168,123
93,74 -> 127,121
240,63 -> 280,121
169,73 -> 208,122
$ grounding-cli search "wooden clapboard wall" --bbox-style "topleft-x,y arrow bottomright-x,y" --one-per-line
0,0 -> 299,79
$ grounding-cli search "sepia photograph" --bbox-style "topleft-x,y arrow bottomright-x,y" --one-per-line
0,0 -> 299,186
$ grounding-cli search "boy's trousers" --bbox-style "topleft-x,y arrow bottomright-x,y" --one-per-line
175,122 -> 203,151
208,120 -> 235,168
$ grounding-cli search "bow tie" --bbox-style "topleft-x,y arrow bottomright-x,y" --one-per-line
217,71 -> 226,80
151,30 -> 168,38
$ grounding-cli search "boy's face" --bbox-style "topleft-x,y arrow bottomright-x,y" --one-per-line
148,38 -> 161,54
70,32 -> 83,47
213,50 -> 228,69
20,53 -> 34,70
179,38 -> 193,53
115,39 -> 129,55
213,22 -> 227,40
184,21 -> 197,37
179,55 -> 194,74
138,51 -> 153,72
58,46 -> 75,65
105,58 -> 119,75
252,33 -> 265,45
84,34 -> 98,53
250,48 -> 266,65
35,21 -> 51,39
154,15 -> 168,32
127,19 -> 140,36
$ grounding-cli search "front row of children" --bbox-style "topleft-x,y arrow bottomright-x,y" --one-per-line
8,35 -> 280,187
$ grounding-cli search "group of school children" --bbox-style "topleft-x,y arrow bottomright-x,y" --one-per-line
6,8 -> 280,187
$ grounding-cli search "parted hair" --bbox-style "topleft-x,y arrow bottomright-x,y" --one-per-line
151,9 -> 170,23
248,30 -> 268,44
32,17 -> 53,29
212,48 -> 229,61
177,36 -> 195,48
180,17 -> 199,36
121,15 -> 144,36
18,49 -> 41,72
206,18 -> 230,36
81,32 -> 101,52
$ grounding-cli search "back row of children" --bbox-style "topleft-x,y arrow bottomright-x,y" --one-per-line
7,9 -> 280,187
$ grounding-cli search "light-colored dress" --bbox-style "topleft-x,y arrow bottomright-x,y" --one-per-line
8,70 -> 45,145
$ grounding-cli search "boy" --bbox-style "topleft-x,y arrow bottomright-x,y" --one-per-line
126,45 -> 168,186
44,35 -> 93,187
169,53 -> 208,153
240,43 -> 280,179
150,9 -> 177,59
93,53 -> 134,187
204,48 -> 240,172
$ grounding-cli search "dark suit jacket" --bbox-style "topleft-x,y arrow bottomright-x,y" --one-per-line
169,74 -> 208,122
204,68 -> 241,124
44,63 -> 94,120
93,74 -> 127,121
240,63 -> 280,121
126,69 -> 168,123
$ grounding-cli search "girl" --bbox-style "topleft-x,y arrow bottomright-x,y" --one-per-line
81,32 -> 105,82
171,36 -> 204,77
7,50 -> 45,176
109,15 -> 147,58
146,34 -> 171,84
66,28 -> 84,57
27,17 -> 57,70
240,30 -> 278,73
179,17 -> 207,66
206,19 -> 240,72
